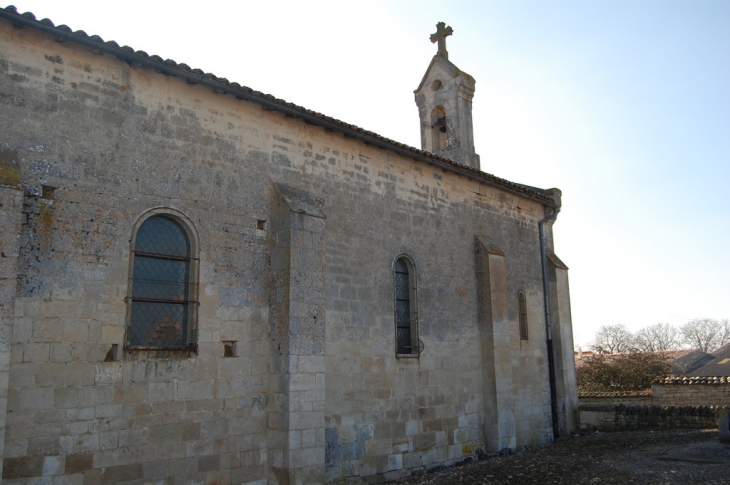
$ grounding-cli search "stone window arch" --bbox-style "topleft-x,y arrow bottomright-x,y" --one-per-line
518,290 -> 528,340
126,208 -> 199,350
394,255 -> 419,357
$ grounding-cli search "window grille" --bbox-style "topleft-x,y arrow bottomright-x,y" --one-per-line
394,257 -> 419,356
518,291 -> 528,340
128,215 -> 196,349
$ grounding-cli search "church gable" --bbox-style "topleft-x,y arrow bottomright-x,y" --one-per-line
414,55 -> 473,94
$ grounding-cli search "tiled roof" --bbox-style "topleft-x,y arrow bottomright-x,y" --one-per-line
579,390 -> 652,398
0,5 -> 557,207
654,376 -> 730,385
685,342 -> 730,377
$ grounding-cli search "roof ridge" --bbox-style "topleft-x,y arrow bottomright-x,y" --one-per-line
654,375 -> 730,385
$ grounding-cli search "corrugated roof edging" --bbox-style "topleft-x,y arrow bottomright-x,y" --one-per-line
579,390 -> 653,398
0,5 -> 556,207
654,376 -> 730,385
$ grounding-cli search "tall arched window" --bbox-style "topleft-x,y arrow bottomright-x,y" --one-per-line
127,212 -> 198,350
518,291 -> 528,340
394,256 -> 418,357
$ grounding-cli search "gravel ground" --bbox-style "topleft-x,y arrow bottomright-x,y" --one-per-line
396,429 -> 730,485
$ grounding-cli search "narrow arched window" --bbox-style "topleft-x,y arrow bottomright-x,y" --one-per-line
518,291 -> 528,340
394,257 -> 418,357
127,214 -> 197,350
431,105 -> 446,153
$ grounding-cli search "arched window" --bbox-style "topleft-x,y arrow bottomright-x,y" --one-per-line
518,291 -> 528,340
394,256 -> 419,357
431,105 -> 447,153
127,212 -> 198,350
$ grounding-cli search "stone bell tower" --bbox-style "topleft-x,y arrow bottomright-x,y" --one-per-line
414,22 -> 480,170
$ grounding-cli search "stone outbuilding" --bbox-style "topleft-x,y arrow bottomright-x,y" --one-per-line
0,7 -> 578,484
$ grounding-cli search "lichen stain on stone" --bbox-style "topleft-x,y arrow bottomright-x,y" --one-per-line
44,54 -> 63,64
38,202 -> 54,237
0,148 -> 21,187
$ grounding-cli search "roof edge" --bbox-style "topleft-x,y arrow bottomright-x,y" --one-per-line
0,6 -> 556,207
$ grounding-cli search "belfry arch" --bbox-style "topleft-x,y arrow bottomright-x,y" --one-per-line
431,105 -> 447,153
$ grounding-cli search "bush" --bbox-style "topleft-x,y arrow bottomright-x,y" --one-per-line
576,351 -> 671,392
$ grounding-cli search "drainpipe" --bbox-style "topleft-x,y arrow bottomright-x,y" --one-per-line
538,190 -> 561,440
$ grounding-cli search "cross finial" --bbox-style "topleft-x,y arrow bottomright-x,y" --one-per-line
430,22 -> 453,60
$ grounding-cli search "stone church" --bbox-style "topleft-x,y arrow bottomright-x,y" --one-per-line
0,7 -> 578,484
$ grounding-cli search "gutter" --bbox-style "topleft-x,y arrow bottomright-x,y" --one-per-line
538,190 -> 561,439
0,6 -> 556,208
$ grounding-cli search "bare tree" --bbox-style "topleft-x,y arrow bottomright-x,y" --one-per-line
591,324 -> 635,354
681,318 -> 730,353
634,323 -> 681,351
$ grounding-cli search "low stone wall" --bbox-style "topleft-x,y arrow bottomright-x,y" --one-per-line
580,404 -> 722,432
652,377 -> 730,406
579,377 -> 730,432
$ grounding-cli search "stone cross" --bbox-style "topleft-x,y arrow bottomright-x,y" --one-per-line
430,22 -> 453,59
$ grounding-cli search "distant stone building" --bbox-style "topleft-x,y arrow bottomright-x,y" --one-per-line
0,7 -> 578,484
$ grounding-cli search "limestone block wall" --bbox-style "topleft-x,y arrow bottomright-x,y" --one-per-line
268,185 -> 327,485
651,380 -> 730,407
318,139 -> 554,482
0,13 -> 574,485
547,251 -> 579,438
580,404 -> 721,432
0,185 -> 24,475
0,21 -> 275,484
580,381 -> 730,409
579,380 -> 730,433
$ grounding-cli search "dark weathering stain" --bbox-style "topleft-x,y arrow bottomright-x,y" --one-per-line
44,54 -> 63,64
0,147 -> 21,186
16,192 -> 54,299
244,150 -> 268,165
325,426 -> 368,471
271,151 -> 291,167
0,92 -> 27,107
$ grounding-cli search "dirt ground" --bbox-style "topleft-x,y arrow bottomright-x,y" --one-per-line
396,429 -> 730,485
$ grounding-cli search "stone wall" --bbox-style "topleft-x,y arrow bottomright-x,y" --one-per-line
0,12 -> 577,484
0,185 -> 24,476
580,404 -> 721,432
579,378 -> 730,433
651,377 -> 730,406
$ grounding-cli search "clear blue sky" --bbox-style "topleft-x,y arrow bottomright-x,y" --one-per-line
8,0 -> 730,347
